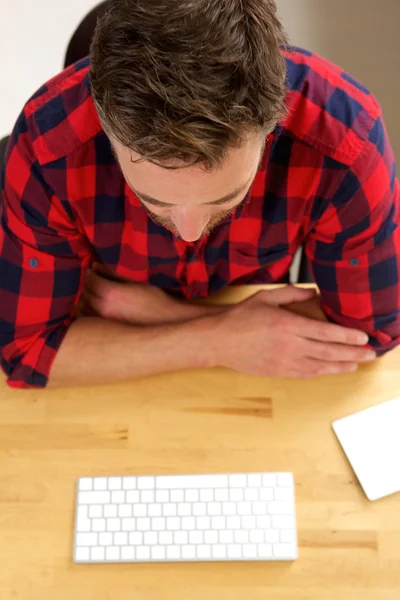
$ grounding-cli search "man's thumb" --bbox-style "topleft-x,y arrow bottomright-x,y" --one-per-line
259,285 -> 317,306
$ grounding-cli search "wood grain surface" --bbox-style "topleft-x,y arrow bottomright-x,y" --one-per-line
1,285 -> 399,600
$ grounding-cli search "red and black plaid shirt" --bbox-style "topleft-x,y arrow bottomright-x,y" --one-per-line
1,46 -> 400,389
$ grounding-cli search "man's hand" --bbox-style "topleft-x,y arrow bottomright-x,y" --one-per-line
211,286 -> 376,379
80,263 -> 225,325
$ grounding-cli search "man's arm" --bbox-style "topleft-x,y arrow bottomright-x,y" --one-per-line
47,315 -> 216,388
306,114 -> 400,353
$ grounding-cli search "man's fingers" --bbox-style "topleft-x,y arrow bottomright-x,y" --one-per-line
84,269 -> 109,299
295,314 -> 370,346
258,285 -> 317,307
296,358 -> 359,377
302,340 -> 376,363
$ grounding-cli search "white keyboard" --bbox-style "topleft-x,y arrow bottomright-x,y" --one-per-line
74,472 -> 297,563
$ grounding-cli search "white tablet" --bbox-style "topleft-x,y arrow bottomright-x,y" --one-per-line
332,397 -> 400,501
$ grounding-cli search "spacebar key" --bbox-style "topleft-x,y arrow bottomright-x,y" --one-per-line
156,475 -> 229,489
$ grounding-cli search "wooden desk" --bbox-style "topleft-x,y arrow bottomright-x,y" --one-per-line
1,286 -> 400,599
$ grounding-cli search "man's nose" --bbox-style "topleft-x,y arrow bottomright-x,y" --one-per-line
170,207 -> 210,242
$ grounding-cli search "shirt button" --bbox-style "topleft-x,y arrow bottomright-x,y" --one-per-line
29,258 -> 39,268
349,258 -> 360,266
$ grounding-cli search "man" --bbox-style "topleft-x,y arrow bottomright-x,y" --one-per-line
0,0 -> 398,390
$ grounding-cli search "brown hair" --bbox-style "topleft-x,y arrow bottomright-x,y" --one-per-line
89,0 -> 289,171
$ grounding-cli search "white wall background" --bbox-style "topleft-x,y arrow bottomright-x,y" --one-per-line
1,0 -> 400,157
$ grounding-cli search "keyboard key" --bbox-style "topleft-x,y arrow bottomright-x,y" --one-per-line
122,477 -> 137,490
171,490 -> 184,503
182,545 -> 196,559
155,491 -> 169,503
256,516 -> 271,529
148,504 -> 162,517
106,546 -> 120,560
193,503 -> 207,516
163,503 -> 177,516
136,546 -> 150,560
229,474 -> 247,487
91,547 -> 105,561
99,532 -> 113,546
274,487 -> 293,501
252,501 -> 268,515
208,503 -> 222,516
262,474 -> 277,487
166,517 -> 180,530
189,531 -> 203,544
219,530 -> 234,544
243,544 -> 257,559
75,547 -> 90,561
211,516 -> 225,530
204,530 -> 218,544
197,545 -> 211,559
104,505 -> 117,518
177,503 -> 191,516
226,516 -> 241,529
106,518 -> 120,532
244,488 -> 258,501
112,491 -> 125,504
152,517 -> 166,531
185,490 -> 199,502
121,546 -> 135,560
277,473 -> 293,487
175,531 -> 189,545
259,488 -> 274,501
273,543 -> 297,559
234,530 -> 249,544
77,506 -> 88,520
77,518 -> 91,532
265,529 -> 280,544
79,478 -> 93,491
126,491 -> 140,504
227,544 -> 242,558
167,546 -> 180,560
242,516 -> 256,529
141,491 -> 155,503
137,518 -> 151,531
248,474 -> 262,487
93,477 -> 108,491
215,489 -> 229,502
258,544 -> 272,558
281,529 -> 296,543
200,489 -> 214,502
181,517 -> 195,530
79,491 -> 110,505
77,533 -> 98,547
114,532 -> 128,546
92,518 -> 106,532
237,502 -> 252,515
230,489 -> 244,502
118,504 -> 132,518
250,530 -> 264,544
268,502 -> 293,515
222,502 -> 236,516
133,505 -> 147,517
144,532 -> 158,546
159,531 -> 173,545
129,532 -> 143,545
196,517 -> 210,530
212,545 -> 226,559
138,477 -> 155,490
272,516 -> 295,529
152,546 -> 166,560
121,518 -> 136,532
108,478 -> 122,490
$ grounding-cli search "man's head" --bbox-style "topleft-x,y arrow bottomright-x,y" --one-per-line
90,0 -> 289,242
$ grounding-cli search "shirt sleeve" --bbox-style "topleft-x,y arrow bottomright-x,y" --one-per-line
305,115 -> 400,355
0,114 -> 91,388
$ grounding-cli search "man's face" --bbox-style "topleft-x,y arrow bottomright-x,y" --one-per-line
112,132 -> 267,242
